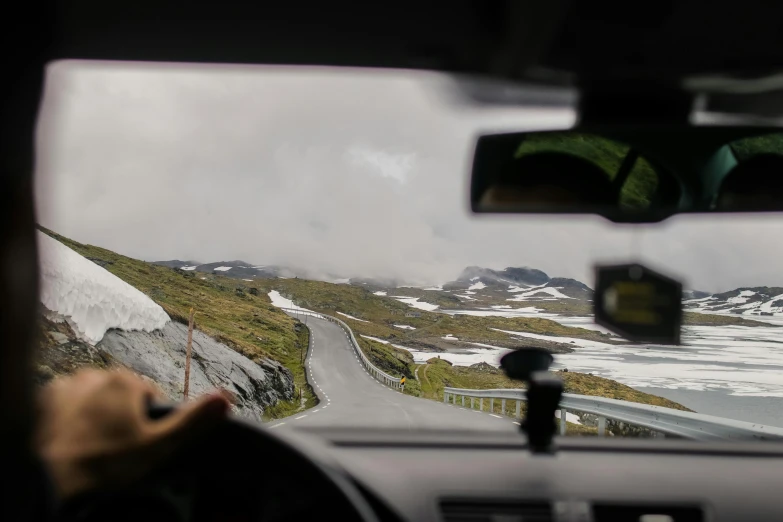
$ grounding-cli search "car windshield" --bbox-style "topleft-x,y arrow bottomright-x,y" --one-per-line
34,61 -> 783,440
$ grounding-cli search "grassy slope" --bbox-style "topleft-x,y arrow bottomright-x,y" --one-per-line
683,311 -> 778,327
40,228 -> 317,420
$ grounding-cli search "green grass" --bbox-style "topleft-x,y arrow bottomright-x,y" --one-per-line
683,311 -> 777,327
39,227 -> 317,420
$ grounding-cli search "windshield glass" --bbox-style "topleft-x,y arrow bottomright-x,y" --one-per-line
34,61 -> 783,440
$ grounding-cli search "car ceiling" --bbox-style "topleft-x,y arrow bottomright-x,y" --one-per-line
52,1 -> 783,80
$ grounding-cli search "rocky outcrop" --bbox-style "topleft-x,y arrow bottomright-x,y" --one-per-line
99,322 -> 294,420
547,277 -> 593,299
38,310 -> 295,421
456,266 -> 550,286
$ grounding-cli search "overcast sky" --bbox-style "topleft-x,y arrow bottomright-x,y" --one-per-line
33,61 -> 783,293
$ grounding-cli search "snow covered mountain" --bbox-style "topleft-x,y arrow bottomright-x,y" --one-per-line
442,266 -> 593,302
685,287 -> 783,316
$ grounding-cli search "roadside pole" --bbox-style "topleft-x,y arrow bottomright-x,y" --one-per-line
183,307 -> 195,399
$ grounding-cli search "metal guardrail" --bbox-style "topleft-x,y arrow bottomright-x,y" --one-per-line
280,307 -> 403,390
444,386 -> 783,441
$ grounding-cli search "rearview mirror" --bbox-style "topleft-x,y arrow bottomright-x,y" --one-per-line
470,128 -> 783,223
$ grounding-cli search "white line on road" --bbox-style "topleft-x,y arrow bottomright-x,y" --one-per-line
513,421 -> 521,425
295,415 -> 307,420
269,423 -> 285,429
490,414 -> 503,419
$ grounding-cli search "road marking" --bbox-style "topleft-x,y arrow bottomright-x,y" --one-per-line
490,414 -> 503,419
269,423 -> 285,429
513,421 -> 521,425
313,409 -> 320,412
471,410 -> 480,413
295,415 -> 307,420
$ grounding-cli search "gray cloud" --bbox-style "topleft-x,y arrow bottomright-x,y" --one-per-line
34,61 -> 783,293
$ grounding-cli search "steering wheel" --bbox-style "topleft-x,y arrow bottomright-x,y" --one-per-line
58,405 -> 379,522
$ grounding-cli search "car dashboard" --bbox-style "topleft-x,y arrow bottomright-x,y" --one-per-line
283,427 -> 783,522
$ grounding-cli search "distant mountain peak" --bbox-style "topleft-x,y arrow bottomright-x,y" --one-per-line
456,266 -> 550,286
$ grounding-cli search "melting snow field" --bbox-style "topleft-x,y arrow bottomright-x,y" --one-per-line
38,232 -> 170,343
550,323 -> 783,398
401,312 -> 783,399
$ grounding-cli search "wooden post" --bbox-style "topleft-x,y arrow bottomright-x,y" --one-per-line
184,308 -> 195,399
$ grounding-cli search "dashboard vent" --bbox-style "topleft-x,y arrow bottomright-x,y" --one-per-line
592,504 -> 704,522
440,500 -> 552,522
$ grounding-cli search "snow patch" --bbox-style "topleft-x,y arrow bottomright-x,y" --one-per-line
337,311 -> 369,323
468,281 -> 486,290
394,324 -> 416,330
213,266 -> 232,272
373,291 -> 387,296
491,328 -> 614,348
508,283 -> 546,293
555,410 -> 582,425
267,290 -> 314,312
242,279 -> 253,282
361,335 -> 389,344
683,295 -> 716,304
391,296 -> 439,311
422,286 -> 443,291
38,232 -> 170,344
180,266 -> 197,271
507,286 -> 572,301
442,334 -> 459,341
728,290 -> 756,304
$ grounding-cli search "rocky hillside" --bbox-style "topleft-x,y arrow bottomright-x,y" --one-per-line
38,309 -> 294,420
365,265 -> 596,314
38,227 -> 313,420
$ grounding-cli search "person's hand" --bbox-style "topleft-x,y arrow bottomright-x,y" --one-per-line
36,369 -> 230,500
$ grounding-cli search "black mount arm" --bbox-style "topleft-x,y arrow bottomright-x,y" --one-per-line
500,347 -> 563,454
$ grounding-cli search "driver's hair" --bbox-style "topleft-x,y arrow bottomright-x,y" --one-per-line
492,152 -> 617,205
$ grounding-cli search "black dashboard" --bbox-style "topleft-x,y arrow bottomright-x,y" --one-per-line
283,426 -> 783,522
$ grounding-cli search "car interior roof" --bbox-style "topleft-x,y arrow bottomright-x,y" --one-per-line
51,1 -> 783,80
47,0 -> 783,126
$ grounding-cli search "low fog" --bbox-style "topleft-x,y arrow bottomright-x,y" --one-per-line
34,61 -> 783,293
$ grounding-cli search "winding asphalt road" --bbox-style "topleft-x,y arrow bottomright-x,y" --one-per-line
267,314 -> 518,432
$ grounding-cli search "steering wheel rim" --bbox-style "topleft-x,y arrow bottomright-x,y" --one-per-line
60,405 -> 380,522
